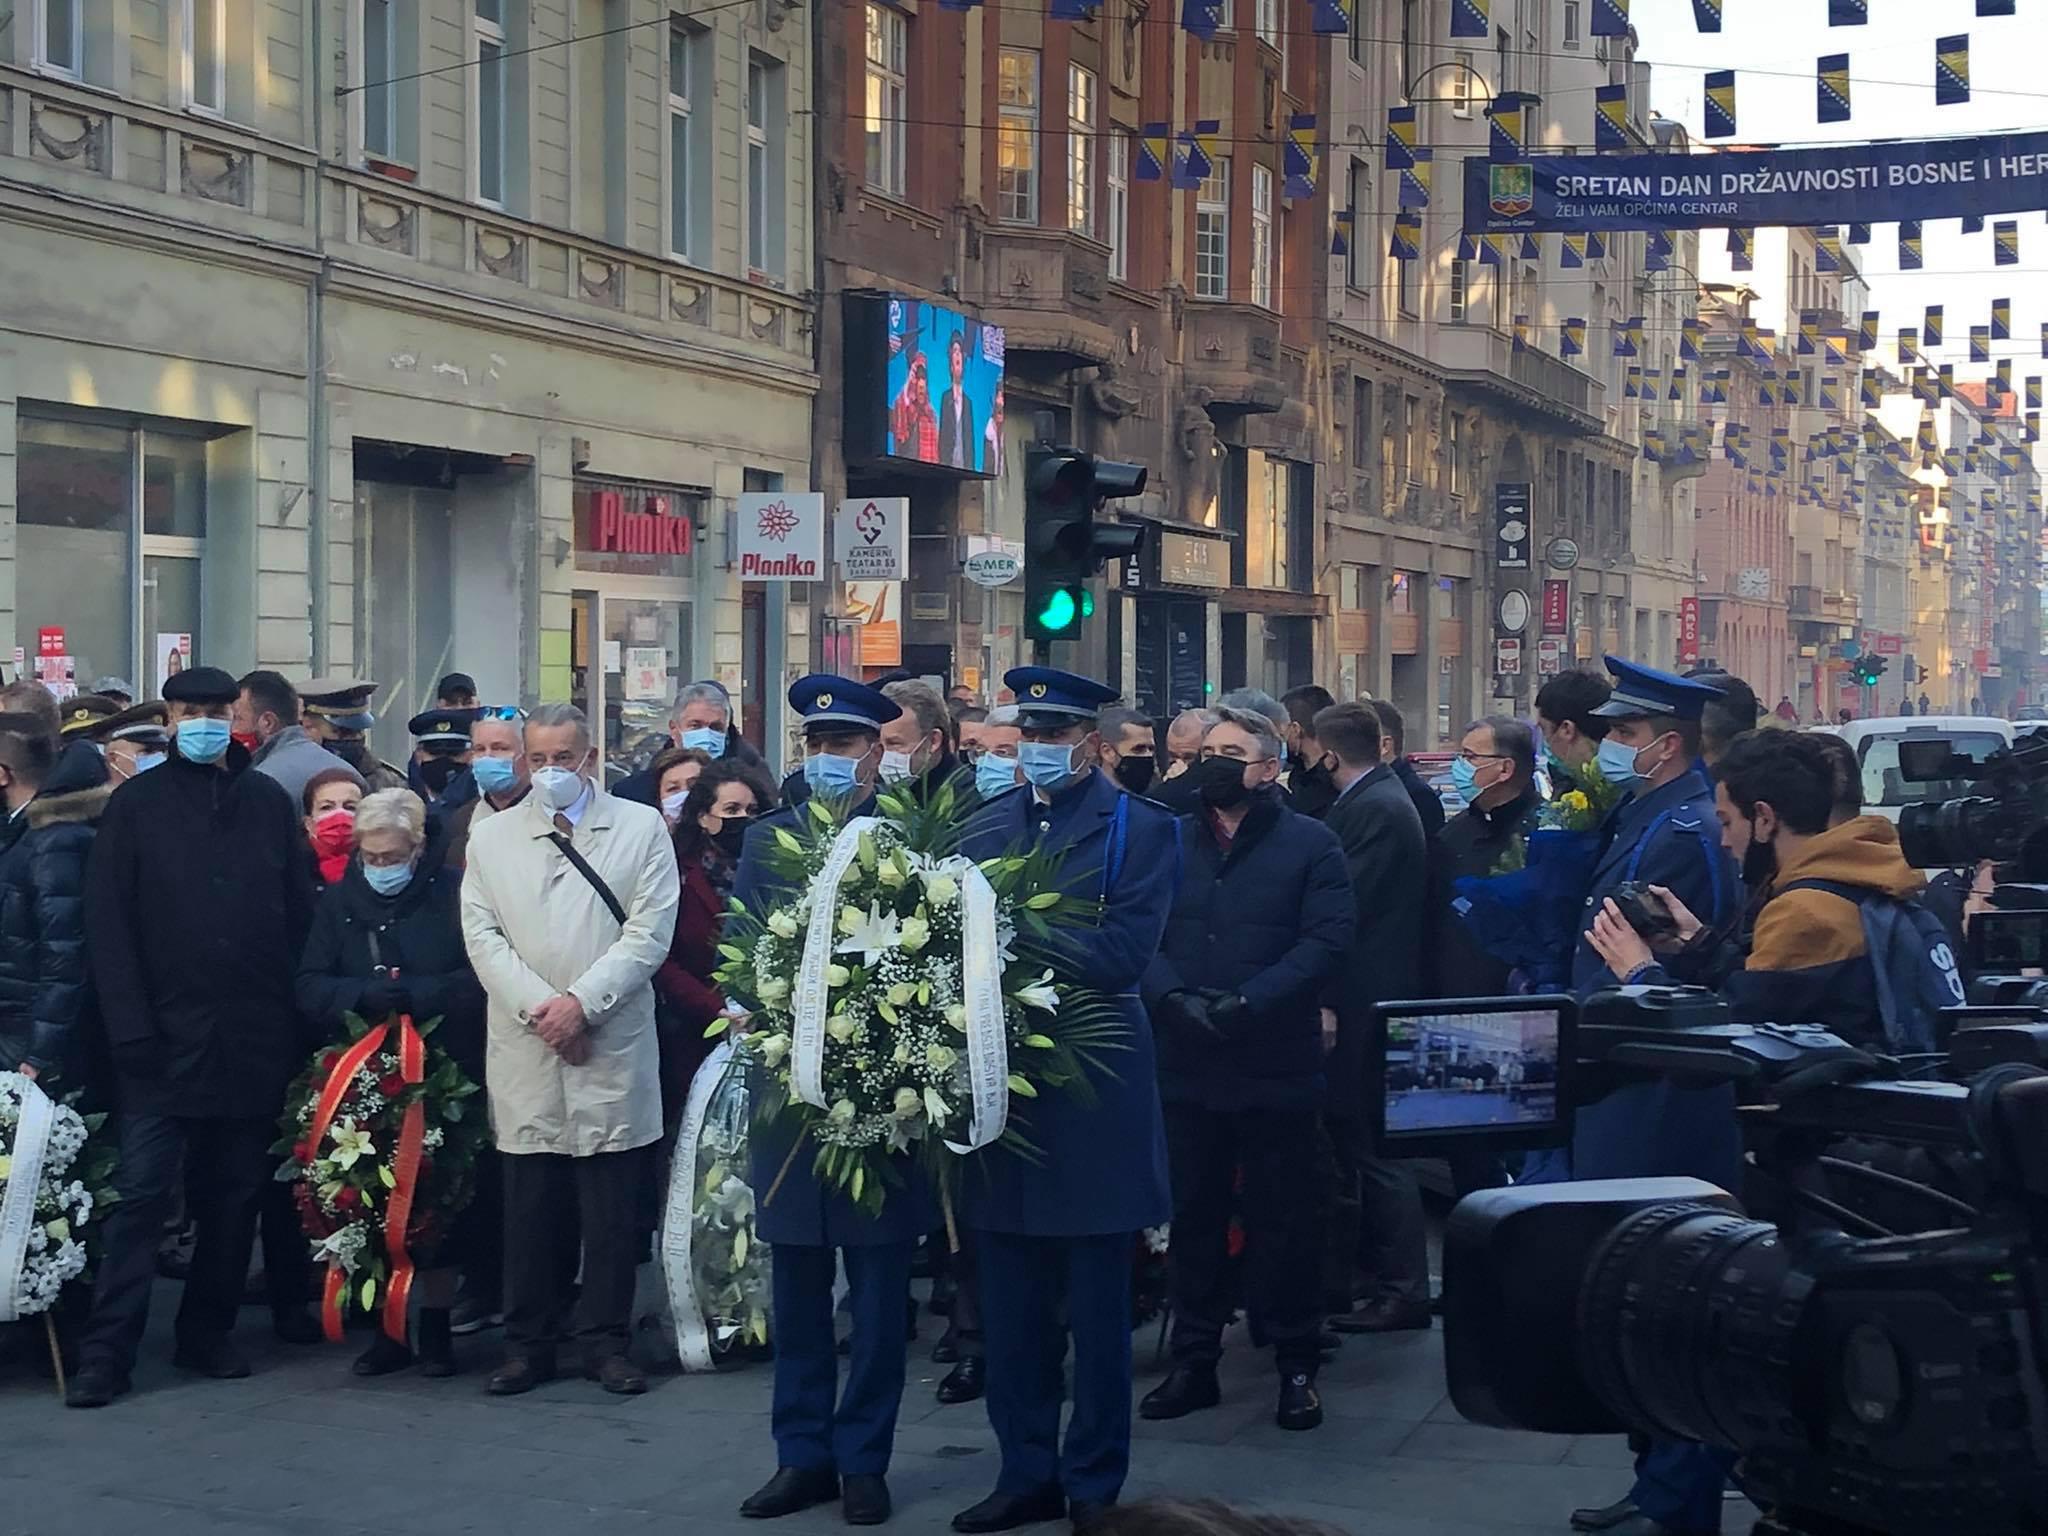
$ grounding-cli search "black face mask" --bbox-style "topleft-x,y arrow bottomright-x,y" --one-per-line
1193,754 -> 1254,809
1112,754 -> 1157,795
418,755 -> 463,794
330,739 -> 371,772
1741,829 -> 1777,889
711,815 -> 752,861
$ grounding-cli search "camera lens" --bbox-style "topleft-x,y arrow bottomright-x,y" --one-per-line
1576,1202 -> 1793,1452
1899,795 -> 2006,870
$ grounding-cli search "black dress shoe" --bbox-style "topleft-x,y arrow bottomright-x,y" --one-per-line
1328,1296 -> 1432,1334
951,1486 -> 1066,1533
1137,1363 -> 1220,1421
172,1337 -> 251,1379
937,1356 -> 985,1404
1275,1371 -> 1323,1431
932,1332 -> 962,1365
64,1361 -> 131,1409
1068,1498 -> 1115,1531
486,1355 -> 557,1395
353,1332 -> 414,1377
842,1473 -> 892,1526
1569,1498 -> 1639,1532
741,1466 -> 840,1519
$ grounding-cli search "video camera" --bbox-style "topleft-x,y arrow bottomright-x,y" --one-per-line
1895,725 -> 2048,875
1370,988 -> 2048,1536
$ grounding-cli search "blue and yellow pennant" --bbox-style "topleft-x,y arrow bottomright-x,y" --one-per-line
1595,84 -> 1628,151
1330,210 -> 1353,257
1994,297 -> 2012,341
1310,0 -> 1350,35
1828,0 -> 1866,23
1859,311 -> 1879,352
1899,220 -> 1923,270
1798,310 -> 1820,355
1816,229 -> 1842,273
1862,373 -> 1883,409
1385,106 -> 1416,171
1925,305 -> 1944,347
1963,214 -> 1985,235
1489,95 -> 1525,161
1137,123 -> 1169,182
1704,70 -> 1737,139
1727,227 -> 1754,272
1389,213 -> 1422,261
1284,114 -> 1317,201
1624,367 -> 1641,399
1399,148 -> 1433,209
1972,326 -> 1991,364
2029,376 -> 2043,410
1681,319 -> 1703,362
1693,0 -> 1721,30
1561,231 -> 1587,268
1936,34 -> 1970,106
1591,0 -> 1628,36
1816,52 -> 1852,123
1561,318 -> 1586,357
1585,231 -> 1607,260
1996,222 -> 2019,266
1450,0 -> 1489,39
1181,0 -> 1224,39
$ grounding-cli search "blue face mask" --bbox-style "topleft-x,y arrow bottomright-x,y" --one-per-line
470,754 -> 519,797
1017,740 -> 1081,792
680,726 -> 727,759
802,751 -> 862,798
176,717 -> 231,765
975,753 -> 1020,798
1448,755 -> 1479,806
1595,736 -> 1648,793
362,861 -> 414,897
132,751 -> 166,775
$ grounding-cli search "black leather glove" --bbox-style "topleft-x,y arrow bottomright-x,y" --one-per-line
1205,992 -> 1250,1035
1158,990 -> 1220,1039
357,980 -> 412,1021
109,1034 -> 166,1082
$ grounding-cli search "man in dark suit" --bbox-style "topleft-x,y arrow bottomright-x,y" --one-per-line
937,329 -> 977,471
1427,715 -> 1543,999
1312,702 -> 1432,1335
952,667 -> 1180,1534
1365,698 -> 1445,841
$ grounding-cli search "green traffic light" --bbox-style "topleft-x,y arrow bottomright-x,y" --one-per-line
1081,590 -> 1095,619
1037,588 -> 1079,632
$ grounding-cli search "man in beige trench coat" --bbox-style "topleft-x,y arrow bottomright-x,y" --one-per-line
461,704 -> 679,1396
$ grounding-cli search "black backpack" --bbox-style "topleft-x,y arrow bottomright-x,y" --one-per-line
1778,878 -> 1966,1052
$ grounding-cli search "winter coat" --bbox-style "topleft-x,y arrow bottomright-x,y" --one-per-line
295,826 -> 487,1081
251,724 -> 363,812
1141,791 -> 1354,1108
653,843 -> 731,1112
1391,756 -> 1447,841
1426,788 -> 1543,998
459,784 -> 679,1156
84,743 -> 316,1119
444,785 -> 526,871
1320,765 -> 1429,1117
0,742 -> 111,1084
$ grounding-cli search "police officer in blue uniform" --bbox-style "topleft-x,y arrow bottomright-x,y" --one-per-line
950,667 -> 1180,1534
735,675 -> 933,1529
1567,658 -> 1744,1536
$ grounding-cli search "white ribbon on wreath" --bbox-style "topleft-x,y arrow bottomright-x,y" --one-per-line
790,817 -> 880,1110
661,1038 -> 738,1373
0,1075 -> 56,1324
944,862 -> 1009,1155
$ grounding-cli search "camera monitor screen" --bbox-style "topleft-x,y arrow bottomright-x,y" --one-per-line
1972,908 -> 2048,974
1372,999 -> 1571,1151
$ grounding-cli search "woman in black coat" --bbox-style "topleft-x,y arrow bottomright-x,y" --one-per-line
295,788 -> 485,1378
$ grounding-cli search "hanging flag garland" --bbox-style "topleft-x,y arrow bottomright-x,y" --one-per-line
1594,83 -> 1629,150
1450,0 -> 1489,39
1704,70 -> 1737,139
1818,54 -> 1852,124
1995,222 -> 2019,266
1936,35 -> 1970,106
1899,220 -> 1923,270
1591,0 -> 1628,37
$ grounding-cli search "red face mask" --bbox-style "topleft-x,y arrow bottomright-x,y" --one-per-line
311,809 -> 356,855
231,730 -> 262,754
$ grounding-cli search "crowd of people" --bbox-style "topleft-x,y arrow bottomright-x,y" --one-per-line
0,645 -> 1974,1536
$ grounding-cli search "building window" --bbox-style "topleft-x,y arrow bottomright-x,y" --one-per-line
864,3 -> 908,198
1448,413 -> 1465,496
1398,249 -> 1417,316
34,0 -> 83,77
1449,257 -> 1468,322
1348,0 -> 1366,64
1380,392 -> 1398,512
15,413 -> 210,694
1195,157 -> 1229,299
1346,159 -> 1369,289
746,55 -> 786,278
1400,0 -> 1417,98
997,48 -> 1039,225
1250,164 -> 1274,310
1212,0 -> 1233,28
1404,395 -> 1421,484
1563,0 -> 1581,48
1254,0 -> 1278,47
1067,63 -> 1096,238
362,0 -> 397,157
667,25 -> 694,257
1106,131 -> 1129,281
182,0 -> 226,113
472,0 -> 506,207
1451,49 -> 1474,117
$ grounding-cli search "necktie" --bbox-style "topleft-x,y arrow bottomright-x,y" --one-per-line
554,813 -> 573,838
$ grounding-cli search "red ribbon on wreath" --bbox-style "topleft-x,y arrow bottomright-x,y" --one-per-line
305,1003 -> 428,1345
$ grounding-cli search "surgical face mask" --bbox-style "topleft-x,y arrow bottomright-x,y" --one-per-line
129,751 -> 167,777
661,789 -> 689,824
310,809 -> 356,857
176,717 -> 232,766
1111,753 -> 1156,795
532,763 -> 587,812
1596,735 -> 1654,793
879,749 -> 917,784
1448,755 -> 1479,806
803,750 -> 862,798
470,754 -> 519,797
1017,740 -> 1083,792
975,753 -> 1020,798
680,726 -> 727,759
362,860 -> 415,897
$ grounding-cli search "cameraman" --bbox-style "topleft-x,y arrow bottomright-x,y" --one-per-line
1588,729 -> 1949,1052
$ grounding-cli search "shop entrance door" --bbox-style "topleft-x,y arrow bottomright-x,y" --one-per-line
567,582 -> 692,788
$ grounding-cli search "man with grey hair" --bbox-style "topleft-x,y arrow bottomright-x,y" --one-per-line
615,678 -> 769,807
461,702 -> 679,1397
1216,687 -> 1288,734
1162,708 -> 1215,779
880,678 -> 963,799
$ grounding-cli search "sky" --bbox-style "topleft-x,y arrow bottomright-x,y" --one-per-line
1631,0 -> 2048,384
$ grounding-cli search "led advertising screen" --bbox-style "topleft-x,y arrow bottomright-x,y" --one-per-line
881,296 -> 1006,476
1379,1004 -> 1562,1141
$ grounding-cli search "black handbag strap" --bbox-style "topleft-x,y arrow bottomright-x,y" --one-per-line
548,831 -> 628,928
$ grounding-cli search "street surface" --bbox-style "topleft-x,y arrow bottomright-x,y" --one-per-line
1385,1089 -> 1558,1135
0,1275 -> 1642,1536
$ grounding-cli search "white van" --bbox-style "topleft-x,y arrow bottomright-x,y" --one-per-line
1831,715 -> 2016,826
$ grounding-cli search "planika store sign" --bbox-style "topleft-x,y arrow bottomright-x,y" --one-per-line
586,489 -> 693,555
736,492 -> 825,581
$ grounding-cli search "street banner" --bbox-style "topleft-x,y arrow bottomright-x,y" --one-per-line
1679,598 -> 1700,665
1541,580 -> 1570,635
1463,130 -> 2048,233
1495,484 -> 1531,570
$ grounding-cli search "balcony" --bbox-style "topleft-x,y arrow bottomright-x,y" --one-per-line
1183,302 -> 1293,414
1436,327 -> 1603,434
973,225 -> 1120,368
1789,585 -> 1820,618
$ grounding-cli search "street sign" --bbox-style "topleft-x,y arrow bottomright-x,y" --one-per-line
1544,538 -> 1580,572
1497,589 -> 1531,634
1537,638 -> 1564,675
835,497 -> 908,582
964,550 -> 1022,588
1495,637 -> 1523,675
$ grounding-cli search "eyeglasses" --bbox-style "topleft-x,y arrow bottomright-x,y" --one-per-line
474,705 -> 528,721
1457,750 -> 1512,765
1198,746 -> 1272,763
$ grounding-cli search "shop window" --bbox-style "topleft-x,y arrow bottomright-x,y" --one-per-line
15,412 -> 212,695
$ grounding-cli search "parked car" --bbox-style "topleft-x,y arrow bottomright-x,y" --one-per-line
1830,715 -> 2016,829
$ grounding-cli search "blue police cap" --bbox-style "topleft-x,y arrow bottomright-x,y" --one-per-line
1592,656 -> 1727,722
1003,666 -> 1120,726
788,674 -> 901,734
